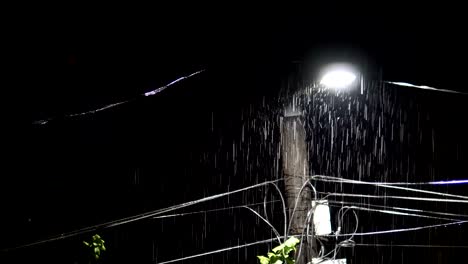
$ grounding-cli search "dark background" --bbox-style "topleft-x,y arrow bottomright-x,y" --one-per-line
2,3 -> 468,264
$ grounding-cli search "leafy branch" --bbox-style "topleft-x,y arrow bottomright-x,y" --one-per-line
257,236 -> 300,264
83,234 -> 106,261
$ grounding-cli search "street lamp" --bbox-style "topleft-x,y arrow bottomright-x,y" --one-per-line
320,65 -> 357,90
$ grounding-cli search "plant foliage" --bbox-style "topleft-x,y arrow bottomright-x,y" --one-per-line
257,236 -> 300,264
83,234 -> 106,261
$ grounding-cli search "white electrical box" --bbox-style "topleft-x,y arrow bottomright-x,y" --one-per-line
312,200 -> 332,236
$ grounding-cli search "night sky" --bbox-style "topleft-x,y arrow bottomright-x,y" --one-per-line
2,3 -> 468,264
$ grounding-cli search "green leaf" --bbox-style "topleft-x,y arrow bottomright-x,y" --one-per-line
257,255 -> 270,264
83,241 -> 89,246
283,247 -> 293,255
259,237 -> 299,264
272,237 -> 299,253
270,255 -> 282,263
284,237 -> 300,248
272,243 -> 285,253
282,237 -> 300,255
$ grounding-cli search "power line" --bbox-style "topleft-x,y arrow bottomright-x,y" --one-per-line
1,179 -> 279,252
32,70 -> 205,125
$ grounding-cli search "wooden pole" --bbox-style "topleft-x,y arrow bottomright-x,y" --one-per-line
279,63 -> 317,263
281,108 -> 316,264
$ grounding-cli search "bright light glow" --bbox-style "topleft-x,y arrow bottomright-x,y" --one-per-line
320,70 -> 356,89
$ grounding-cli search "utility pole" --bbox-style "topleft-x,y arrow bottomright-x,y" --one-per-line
281,64 -> 317,264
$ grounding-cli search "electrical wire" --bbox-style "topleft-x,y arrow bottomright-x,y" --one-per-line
1,179 -> 280,252
327,200 -> 468,219
268,182 -> 288,242
286,179 -> 318,236
32,70 -> 205,125
242,206 -> 283,244
317,209 -> 359,261
311,175 -> 468,200
152,200 -> 281,219
295,208 -> 314,263
318,192 -> 468,204
384,81 -> 468,95
328,205 -> 462,222
319,220 -> 468,237
155,236 -> 282,264
354,243 -> 468,248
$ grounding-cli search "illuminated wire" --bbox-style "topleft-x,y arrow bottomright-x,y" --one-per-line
385,81 -> 468,95
242,206 -> 282,244
430,179 -> 468,185
152,200 -> 281,219
155,236 -> 281,264
157,234 -> 329,264
328,200 -> 468,219
286,179 -> 318,236
333,208 -> 359,259
288,174 -> 468,186
156,234 -> 314,264
295,208 -> 314,263
268,182 -> 288,242
263,186 -> 271,226
144,70 -> 205,97
33,70 -> 205,125
319,220 -> 468,237
318,209 -> 359,260
311,175 -> 468,200
318,192 -> 468,204
1,179 -> 280,252
354,243 -> 468,248
329,205 -> 461,222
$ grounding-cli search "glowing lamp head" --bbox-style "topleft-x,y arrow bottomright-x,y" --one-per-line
320,69 -> 357,90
